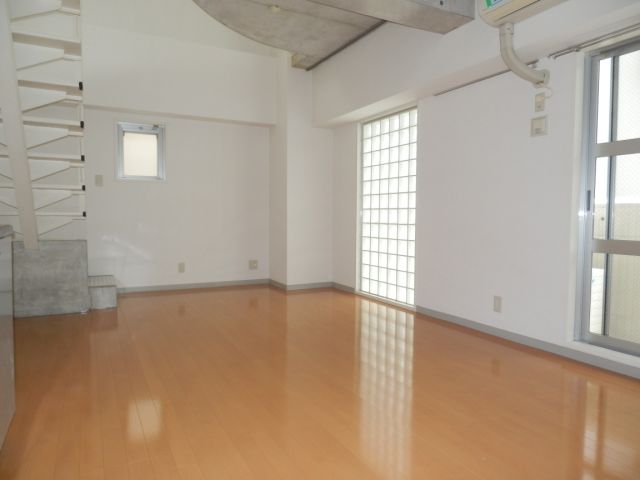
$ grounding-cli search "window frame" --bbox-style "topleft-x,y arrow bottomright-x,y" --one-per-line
116,122 -> 166,181
578,38 -> 640,356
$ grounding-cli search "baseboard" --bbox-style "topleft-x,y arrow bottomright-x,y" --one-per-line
416,306 -> 640,380
332,282 -> 356,293
269,280 -> 334,291
118,279 -> 270,294
119,279 -> 348,295
268,279 -> 287,290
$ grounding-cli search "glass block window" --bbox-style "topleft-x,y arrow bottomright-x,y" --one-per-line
360,109 -> 417,306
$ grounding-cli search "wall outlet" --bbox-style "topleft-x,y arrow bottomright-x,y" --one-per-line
178,262 -> 185,273
531,115 -> 548,136
94,174 -> 103,187
249,260 -> 258,270
534,92 -> 546,112
493,295 -> 502,313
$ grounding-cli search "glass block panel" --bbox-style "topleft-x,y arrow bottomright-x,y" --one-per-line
361,109 -> 417,305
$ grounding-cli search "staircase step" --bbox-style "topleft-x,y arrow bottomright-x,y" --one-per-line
12,31 -> 81,55
18,78 -> 82,92
89,275 -> 117,310
23,115 -> 83,129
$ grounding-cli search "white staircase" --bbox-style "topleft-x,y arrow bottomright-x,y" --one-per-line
1,0 -> 118,314
0,0 -> 86,241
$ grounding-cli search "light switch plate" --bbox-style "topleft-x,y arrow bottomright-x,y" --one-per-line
94,174 -> 103,187
493,295 -> 502,313
531,116 -> 548,137
535,93 -> 546,112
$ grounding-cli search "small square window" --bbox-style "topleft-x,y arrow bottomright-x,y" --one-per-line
117,122 -> 165,180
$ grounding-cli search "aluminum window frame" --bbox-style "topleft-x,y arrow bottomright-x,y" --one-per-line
578,38 -> 640,357
116,122 -> 166,181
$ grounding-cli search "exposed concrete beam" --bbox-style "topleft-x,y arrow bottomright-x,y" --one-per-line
194,0 -> 474,69
0,0 -> 39,249
193,0 -> 382,69
307,0 -> 475,33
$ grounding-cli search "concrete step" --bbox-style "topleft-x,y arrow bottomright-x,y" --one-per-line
88,275 -> 117,310
13,240 -> 90,317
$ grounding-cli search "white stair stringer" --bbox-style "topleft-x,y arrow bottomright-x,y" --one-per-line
33,189 -> 72,209
19,86 -> 67,110
24,124 -> 70,148
0,189 -> 16,208
0,158 -> 75,180
11,10 -> 81,44
0,188 -> 73,209
8,0 -> 61,20
0,124 -> 74,149
30,159 -> 72,180
13,42 -> 63,70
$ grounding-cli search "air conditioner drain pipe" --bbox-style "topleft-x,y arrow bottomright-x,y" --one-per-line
499,22 -> 549,87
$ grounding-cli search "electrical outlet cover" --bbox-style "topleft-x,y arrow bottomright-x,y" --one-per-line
534,92 -> 546,112
531,116 -> 548,137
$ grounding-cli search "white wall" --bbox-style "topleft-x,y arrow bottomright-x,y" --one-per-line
82,0 -> 276,56
82,0 -> 278,125
416,55 -> 581,345
268,53 -> 334,287
269,53 -> 289,285
326,7 -> 640,370
329,54 -> 640,369
81,0 -> 279,288
313,0 -> 640,126
415,54 -> 640,371
285,68 -> 333,286
85,109 -> 270,288
332,123 -> 358,289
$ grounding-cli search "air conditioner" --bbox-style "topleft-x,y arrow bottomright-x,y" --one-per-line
478,0 -> 566,27
477,0 -> 567,86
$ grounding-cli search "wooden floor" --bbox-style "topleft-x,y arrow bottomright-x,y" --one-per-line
0,286 -> 639,479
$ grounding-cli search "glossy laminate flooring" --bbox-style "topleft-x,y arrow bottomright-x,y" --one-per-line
0,286 -> 639,479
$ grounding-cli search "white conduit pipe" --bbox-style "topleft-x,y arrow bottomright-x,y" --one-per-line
499,22 -> 549,87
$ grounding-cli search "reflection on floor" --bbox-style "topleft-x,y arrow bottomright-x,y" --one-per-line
0,286 -> 638,479
359,300 -> 413,479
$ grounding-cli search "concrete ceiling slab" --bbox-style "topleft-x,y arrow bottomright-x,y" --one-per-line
193,0 -> 474,69
308,0 -> 474,34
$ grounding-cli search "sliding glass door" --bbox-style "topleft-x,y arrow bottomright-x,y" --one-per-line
582,40 -> 640,355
